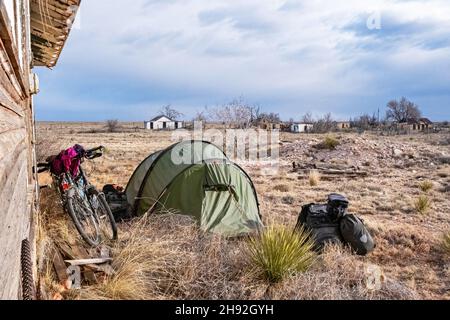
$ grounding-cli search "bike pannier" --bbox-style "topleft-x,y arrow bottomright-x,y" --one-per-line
340,214 -> 375,256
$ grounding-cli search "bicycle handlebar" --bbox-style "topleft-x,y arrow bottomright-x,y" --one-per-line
36,163 -> 50,173
36,146 -> 105,174
85,146 -> 105,160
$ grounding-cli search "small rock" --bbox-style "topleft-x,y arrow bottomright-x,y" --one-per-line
393,148 -> 403,157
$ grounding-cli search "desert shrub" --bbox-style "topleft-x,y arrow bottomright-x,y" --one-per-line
414,195 -> 431,215
274,184 -> 291,192
105,119 -> 121,133
247,225 -> 316,283
309,170 -> 321,187
418,181 -> 433,193
316,136 -> 340,150
442,232 -> 450,255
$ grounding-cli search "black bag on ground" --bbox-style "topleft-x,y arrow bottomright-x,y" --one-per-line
102,184 -> 132,221
295,203 -> 343,252
340,214 -> 375,256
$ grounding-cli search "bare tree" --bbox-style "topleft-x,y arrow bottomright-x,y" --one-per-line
257,112 -> 281,123
105,119 -> 121,133
352,113 -> 378,129
160,104 -> 183,120
312,113 -> 334,133
250,105 -> 261,125
210,97 -> 254,129
193,106 -> 210,124
302,112 -> 314,123
386,97 -> 422,123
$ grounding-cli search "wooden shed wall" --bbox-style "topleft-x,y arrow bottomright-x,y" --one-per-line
0,0 -> 35,300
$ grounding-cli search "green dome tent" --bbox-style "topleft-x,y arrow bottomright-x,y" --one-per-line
125,140 -> 263,237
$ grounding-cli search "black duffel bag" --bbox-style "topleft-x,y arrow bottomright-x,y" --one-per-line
295,203 -> 343,252
340,214 -> 375,256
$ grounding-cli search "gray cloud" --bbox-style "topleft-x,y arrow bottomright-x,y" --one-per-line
35,0 -> 450,121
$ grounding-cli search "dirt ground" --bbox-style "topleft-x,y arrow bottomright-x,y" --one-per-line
36,122 -> 450,300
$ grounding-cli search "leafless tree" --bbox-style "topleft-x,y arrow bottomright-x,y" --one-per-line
312,113 -> 335,133
302,112 -> 314,123
210,97 -> 254,129
192,105 -> 210,123
250,105 -> 261,125
386,97 -> 422,122
351,113 -> 378,129
160,104 -> 183,120
105,119 -> 121,133
257,112 -> 281,123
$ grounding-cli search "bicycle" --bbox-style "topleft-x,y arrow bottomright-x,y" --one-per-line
37,146 -> 118,247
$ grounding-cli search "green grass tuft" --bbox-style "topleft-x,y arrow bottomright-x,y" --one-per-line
442,231 -> 450,255
418,180 -> 433,193
247,225 -> 316,283
414,195 -> 431,215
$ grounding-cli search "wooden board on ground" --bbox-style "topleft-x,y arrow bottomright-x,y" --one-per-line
52,248 -> 68,283
65,258 -> 113,266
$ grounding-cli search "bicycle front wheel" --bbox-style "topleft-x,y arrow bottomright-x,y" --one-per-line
92,192 -> 118,242
66,188 -> 100,247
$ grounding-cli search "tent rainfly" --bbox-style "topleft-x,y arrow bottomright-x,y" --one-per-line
125,140 -> 263,237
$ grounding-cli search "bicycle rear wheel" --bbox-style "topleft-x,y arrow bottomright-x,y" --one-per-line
66,188 -> 100,247
91,191 -> 118,242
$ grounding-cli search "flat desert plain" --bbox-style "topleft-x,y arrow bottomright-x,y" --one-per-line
36,122 -> 450,300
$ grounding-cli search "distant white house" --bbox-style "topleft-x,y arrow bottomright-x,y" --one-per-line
145,115 -> 184,130
291,123 -> 314,133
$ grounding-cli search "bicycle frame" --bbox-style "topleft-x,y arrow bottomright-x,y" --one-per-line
51,165 -> 92,212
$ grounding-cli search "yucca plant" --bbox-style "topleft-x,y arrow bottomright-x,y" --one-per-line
414,195 -> 431,215
419,180 -> 433,193
247,225 -> 316,283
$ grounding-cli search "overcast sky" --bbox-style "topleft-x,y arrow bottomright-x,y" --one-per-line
35,0 -> 450,121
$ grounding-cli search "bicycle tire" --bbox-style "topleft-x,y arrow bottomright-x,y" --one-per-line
21,239 -> 36,300
95,193 -> 118,242
66,188 -> 100,247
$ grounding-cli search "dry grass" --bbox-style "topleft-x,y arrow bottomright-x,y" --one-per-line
72,214 -> 264,300
442,231 -> 450,255
316,135 -> 340,150
418,181 -> 434,193
271,245 -> 419,300
309,170 -> 321,187
273,184 -> 291,192
414,195 -> 431,215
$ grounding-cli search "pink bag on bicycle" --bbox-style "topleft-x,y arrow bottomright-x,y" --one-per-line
50,145 -> 84,176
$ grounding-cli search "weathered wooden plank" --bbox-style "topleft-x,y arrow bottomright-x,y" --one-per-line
52,248 -> 68,283
70,245 -> 97,284
0,127 -> 26,164
0,2 -> 30,97
65,258 -> 113,266
0,151 -> 29,299
0,105 -> 23,134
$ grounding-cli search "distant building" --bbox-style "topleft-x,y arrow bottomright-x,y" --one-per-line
257,119 -> 281,131
291,123 -> 314,133
397,118 -> 434,132
336,121 -> 351,130
145,116 -> 184,130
